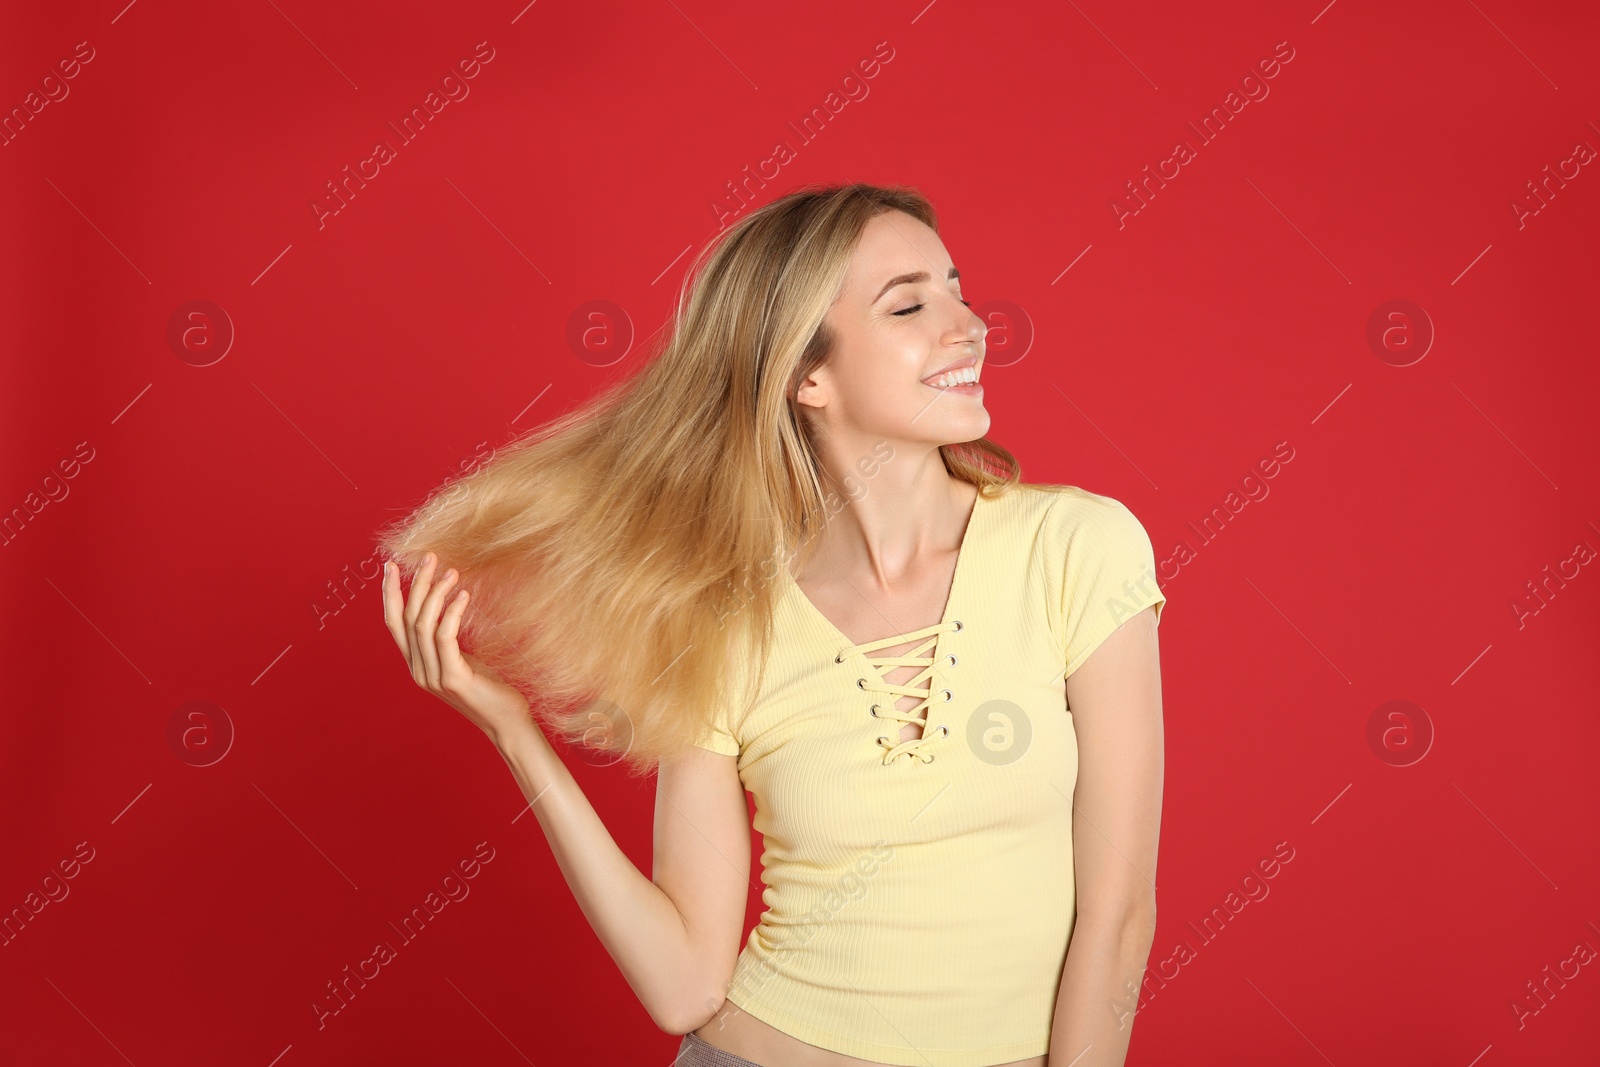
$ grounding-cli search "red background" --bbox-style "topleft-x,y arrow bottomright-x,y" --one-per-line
4,0 -> 1598,1063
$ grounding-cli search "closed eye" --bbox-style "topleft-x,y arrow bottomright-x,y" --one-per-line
894,299 -> 972,317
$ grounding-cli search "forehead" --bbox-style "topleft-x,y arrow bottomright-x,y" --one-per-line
841,211 -> 949,297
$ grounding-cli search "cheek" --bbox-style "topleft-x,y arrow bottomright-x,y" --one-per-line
824,334 -> 926,424
838,367 -> 927,429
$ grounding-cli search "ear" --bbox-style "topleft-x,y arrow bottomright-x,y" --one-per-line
792,364 -> 831,412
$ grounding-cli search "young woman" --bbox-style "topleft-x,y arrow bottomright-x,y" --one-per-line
377,183 -> 1167,1067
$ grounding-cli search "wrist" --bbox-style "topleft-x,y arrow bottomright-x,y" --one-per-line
487,715 -> 542,754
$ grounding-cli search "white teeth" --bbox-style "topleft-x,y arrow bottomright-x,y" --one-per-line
926,366 -> 979,388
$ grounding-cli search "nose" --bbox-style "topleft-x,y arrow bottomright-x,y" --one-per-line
961,307 -> 986,348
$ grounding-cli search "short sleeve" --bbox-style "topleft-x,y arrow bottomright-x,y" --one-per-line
692,702 -> 741,756
689,629 -> 764,756
1054,493 -> 1167,677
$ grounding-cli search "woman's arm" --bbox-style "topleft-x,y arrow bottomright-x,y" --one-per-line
491,722 -> 750,1035
383,556 -> 749,1034
1049,606 -> 1164,1066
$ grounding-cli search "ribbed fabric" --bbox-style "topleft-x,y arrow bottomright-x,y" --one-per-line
692,482 -> 1167,1066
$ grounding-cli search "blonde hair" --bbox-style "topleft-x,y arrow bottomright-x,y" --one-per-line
375,182 -> 1020,778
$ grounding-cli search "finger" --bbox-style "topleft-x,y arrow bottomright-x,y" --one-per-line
434,585 -> 471,691
403,552 -> 439,630
381,562 -> 413,667
415,566 -> 461,688
404,552 -> 440,683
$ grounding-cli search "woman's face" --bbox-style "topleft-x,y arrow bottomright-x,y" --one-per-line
797,210 -> 990,456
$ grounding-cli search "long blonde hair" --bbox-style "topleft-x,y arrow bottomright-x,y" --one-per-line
375,182 -> 1019,778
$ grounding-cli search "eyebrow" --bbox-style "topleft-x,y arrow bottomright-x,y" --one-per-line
872,266 -> 961,305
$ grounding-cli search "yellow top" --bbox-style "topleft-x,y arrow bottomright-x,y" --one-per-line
693,482 -> 1168,1066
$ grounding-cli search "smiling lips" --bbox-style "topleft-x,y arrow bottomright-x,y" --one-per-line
922,356 -> 982,389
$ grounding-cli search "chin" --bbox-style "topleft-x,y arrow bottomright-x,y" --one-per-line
937,411 -> 991,444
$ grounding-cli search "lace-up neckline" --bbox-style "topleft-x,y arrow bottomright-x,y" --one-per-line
784,487 -> 988,767
840,620 -> 963,765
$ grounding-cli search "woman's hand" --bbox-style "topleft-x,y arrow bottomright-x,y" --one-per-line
383,552 -> 532,743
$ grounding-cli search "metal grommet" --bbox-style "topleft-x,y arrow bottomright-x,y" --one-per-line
877,735 -> 888,745
937,724 -> 949,737
869,705 -> 881,718
946,654 -> 958,667
856,678 -> 867,689
921,753 -> 936,764
834,653 -> 845,664
951,620 -> 963,632
941,689 -> 953,702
